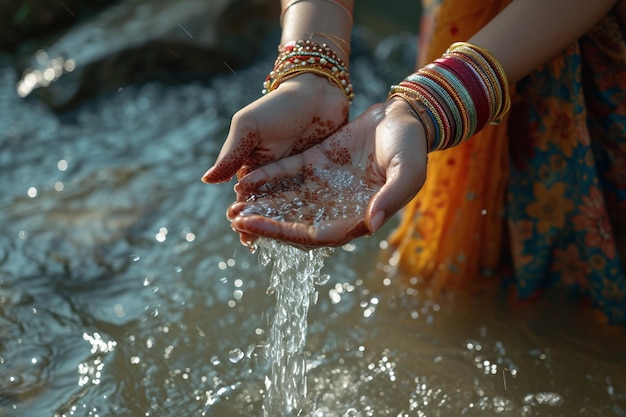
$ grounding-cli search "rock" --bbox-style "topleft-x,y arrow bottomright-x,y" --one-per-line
14,0 -> 279,111
0,0 -> 118,52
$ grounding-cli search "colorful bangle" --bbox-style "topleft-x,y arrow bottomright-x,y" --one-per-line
406,73 -> 463,146
447,51 -> 498,121
447,42 -> 511,124
405,82 -> 452,150
421,66 -> 475,143
386,41 -> 512,152
434,56 -> 487,133
449,49 -> 503,121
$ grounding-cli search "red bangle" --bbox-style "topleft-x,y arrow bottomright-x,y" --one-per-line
435,56 -> 490,132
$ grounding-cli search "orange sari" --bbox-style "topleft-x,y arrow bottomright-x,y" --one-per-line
388,0 -> 626,324
389,0 -> 513,287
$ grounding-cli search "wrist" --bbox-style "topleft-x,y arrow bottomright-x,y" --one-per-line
387,95 -> 433,153
280,0 -> 353,63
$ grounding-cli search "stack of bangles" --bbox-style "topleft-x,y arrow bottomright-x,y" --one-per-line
387,41 -> 511,152
262,39 -> 354,102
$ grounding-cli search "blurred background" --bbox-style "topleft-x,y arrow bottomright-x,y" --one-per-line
1,1 -> 626,416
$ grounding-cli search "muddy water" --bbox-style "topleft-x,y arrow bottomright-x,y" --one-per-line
1,19 -> 626,417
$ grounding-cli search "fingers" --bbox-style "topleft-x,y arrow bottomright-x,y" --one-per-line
366,153 -> 426,233
202,113 -> 259,184
236,230 -> 258,250
230,214 -> 367,249
201,79 -> 348,184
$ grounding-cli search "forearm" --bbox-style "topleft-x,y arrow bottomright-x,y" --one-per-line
280,0 -> 355,63
469,0 -> 617,84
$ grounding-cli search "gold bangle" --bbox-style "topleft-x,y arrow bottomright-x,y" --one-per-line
309,32 -> 351,60
449,42 -> 509,87
268,66 -> 354,101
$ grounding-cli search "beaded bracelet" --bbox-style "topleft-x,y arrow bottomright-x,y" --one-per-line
386,41 -> 510,152
263,39 -> 354,102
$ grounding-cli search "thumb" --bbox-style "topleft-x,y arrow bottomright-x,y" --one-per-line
202,123 -> 259,184
366,155 -> 426,232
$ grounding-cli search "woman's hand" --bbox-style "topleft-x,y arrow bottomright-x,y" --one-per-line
201,74 -> 350,183
227,97 -> 429,249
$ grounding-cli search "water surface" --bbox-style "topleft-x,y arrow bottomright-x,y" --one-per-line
1,25 -> 626,417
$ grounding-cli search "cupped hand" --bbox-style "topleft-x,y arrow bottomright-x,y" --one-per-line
227,97 -> 429,249
201,73 -> 350,184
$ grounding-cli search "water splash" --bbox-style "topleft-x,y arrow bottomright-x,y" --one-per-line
258,238 -> 333,417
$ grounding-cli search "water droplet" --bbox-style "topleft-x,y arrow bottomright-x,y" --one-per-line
245,343 -> 256,358
229,348 -> 244,363
246,241 -> 257,253
329,289 -> 341,304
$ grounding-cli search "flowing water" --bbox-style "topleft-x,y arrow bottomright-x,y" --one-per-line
257,239 -> 333,416
1,17 -> 626,417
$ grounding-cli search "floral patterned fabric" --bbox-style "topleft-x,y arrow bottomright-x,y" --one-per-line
389,0 -> 626,324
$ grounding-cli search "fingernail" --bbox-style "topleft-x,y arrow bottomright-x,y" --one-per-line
201,167 -> 214,182
369,211 -> 385,232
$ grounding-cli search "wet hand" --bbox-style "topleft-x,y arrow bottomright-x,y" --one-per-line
201,74 -> 350,183
227,97 -> 428,249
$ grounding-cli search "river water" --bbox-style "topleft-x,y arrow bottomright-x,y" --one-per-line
1,10 -> 626,417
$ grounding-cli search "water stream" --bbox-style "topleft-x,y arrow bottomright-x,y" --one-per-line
257,239 -> 333,416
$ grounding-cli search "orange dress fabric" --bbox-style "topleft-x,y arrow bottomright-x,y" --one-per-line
388,0 -> 626,324
389,0 -> 513,285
